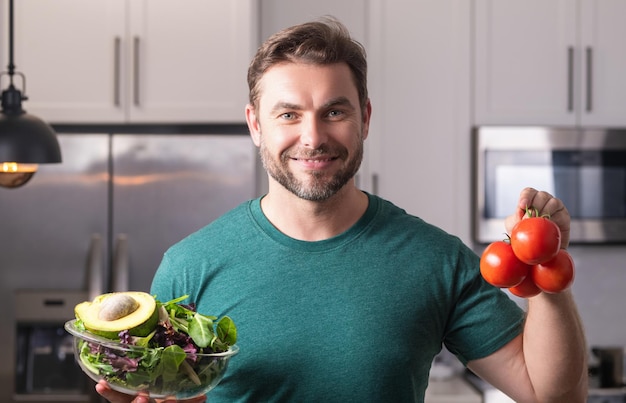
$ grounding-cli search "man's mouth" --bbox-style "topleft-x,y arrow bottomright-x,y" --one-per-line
293,157 -> 337,162
291,156 -> 338,170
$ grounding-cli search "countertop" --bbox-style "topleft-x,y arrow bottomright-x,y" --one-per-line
424,375 -> 482,403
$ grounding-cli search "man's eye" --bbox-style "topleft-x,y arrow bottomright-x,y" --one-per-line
328,110 -> 344,118
280,112 -> 295,120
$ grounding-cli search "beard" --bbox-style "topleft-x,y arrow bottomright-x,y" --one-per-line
259,136 -> 364,202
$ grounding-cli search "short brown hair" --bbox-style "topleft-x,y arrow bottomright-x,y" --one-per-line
247,16 -> 368,113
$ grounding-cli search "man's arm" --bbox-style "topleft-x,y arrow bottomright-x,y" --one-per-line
467,188 -> 588,402
468,291 -> 587,402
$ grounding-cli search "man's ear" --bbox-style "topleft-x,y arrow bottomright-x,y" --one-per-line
246,104 -> 262,147
362,99 -> 372,140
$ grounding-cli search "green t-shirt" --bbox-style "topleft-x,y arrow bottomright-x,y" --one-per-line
151,193 -> 524,402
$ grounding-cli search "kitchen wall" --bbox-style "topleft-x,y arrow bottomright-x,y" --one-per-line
542,245 -> 626,348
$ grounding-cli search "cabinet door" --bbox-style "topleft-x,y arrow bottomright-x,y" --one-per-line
474,0 -> 577,125
579,0 -> 626,126
2,0 -> 126,123
127,0 -> 258,123
367,0 -> 472,241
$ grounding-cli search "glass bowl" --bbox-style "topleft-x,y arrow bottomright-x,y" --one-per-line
65,319 -> 238,399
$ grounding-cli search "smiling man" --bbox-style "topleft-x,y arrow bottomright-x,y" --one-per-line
96,17 -> 587,403
247,61 -> 370,240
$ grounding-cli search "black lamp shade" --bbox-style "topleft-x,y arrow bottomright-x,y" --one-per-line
0,110 -> 62,163
0,0 -> 61,188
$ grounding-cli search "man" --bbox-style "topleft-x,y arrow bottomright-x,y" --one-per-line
97,17 -> 587,403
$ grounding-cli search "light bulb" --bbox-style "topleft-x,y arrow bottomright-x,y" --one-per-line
0,162 -> 38,188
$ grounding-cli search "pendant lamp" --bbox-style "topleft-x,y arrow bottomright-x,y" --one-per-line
0,0 -> 61,189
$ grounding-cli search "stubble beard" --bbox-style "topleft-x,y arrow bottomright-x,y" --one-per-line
259,136 -> 364,202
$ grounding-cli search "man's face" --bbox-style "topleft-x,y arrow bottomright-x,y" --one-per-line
247,62 -> 371,202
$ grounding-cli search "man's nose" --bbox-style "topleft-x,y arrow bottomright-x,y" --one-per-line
300,117 -> 328,148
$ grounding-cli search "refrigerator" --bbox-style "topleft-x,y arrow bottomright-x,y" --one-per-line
0,132 -> 257,402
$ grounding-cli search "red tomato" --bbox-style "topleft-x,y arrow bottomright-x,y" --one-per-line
480,241 -> 532,288
510,217 -> 561,265
508,275 -> 542,298
530,249 -> 575,293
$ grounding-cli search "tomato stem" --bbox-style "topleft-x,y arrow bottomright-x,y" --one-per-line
525,205 -> 551,219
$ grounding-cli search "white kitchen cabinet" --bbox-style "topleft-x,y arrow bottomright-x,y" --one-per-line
1,0 -> 257,124
579,0 -> 626,126
474,0 -> 626,126
367,0 -> 472,241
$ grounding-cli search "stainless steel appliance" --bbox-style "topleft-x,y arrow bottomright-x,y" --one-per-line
473,126 -> 626,244
14,290 -> 94,403
1,132 -> 256,402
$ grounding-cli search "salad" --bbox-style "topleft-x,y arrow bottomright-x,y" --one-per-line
69,295 -> 238,399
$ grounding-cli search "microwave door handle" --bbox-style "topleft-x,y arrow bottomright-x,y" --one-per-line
86,233 -> 104,300
111,233 -> 129,292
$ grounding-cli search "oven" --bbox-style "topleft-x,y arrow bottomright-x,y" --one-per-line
13,289 -> 102,403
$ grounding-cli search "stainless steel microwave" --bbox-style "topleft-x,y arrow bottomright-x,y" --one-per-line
473,127 -> 626,244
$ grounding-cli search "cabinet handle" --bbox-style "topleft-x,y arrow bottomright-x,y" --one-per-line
133,36 -> 140,106
567,47 -> 574,112
113,37 -> 121,106
586,47 -> 593,112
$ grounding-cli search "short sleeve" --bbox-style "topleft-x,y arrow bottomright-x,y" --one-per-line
443,248 -> 525,365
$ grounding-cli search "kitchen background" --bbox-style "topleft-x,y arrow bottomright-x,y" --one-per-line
0,0 -> 624,402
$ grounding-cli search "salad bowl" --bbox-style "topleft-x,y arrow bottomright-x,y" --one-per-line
65,319 -> 238,399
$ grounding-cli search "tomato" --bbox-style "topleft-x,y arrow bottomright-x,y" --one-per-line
510,216 -> 561,265
530,249 -> 575,293
508,274 -> 542,298
480,241 -> 532,288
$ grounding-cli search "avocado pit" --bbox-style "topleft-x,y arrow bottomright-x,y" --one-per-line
98,293 -> 140,321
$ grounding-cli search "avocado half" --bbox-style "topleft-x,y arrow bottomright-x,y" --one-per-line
74,291 -> 159,339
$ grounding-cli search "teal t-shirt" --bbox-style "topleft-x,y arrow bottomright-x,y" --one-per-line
151,194 -> 524,402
